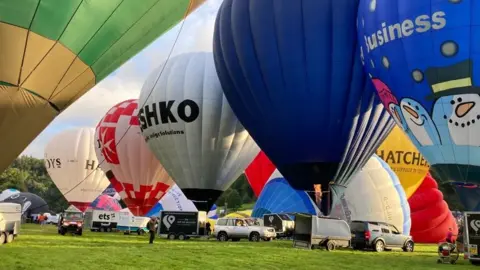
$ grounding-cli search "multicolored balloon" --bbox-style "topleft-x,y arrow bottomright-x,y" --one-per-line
358,0 -> 480,184
0,0 -> 205,173
89,194 -> 122,212
95,99 -> 174,216
376,126 -> 429,198
44,128 -> 110,212
213,0 -> 394,213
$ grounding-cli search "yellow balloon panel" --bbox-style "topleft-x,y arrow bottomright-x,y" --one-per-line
376,126 -> 429,198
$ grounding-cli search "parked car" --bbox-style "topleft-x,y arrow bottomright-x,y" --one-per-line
214,218 -> 276,242
350,220 -> 414,252
45,213 -> 59,225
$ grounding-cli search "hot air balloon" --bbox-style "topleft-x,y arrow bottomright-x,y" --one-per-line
44,128 -> 110,212
251,170 -> 320,219
138,52 -> 260,211
2,192 -> 49,216
330,155 -> 411,234
89,194 -> 122,212
376,126 -> 430,198
452,182 -> 480,211
358,0 -> 480,185
95,99 -> 174,216
0,0 -> 205,173
245,151 -> 276,197
213,0 -> 394,214
409,173 -> 458,243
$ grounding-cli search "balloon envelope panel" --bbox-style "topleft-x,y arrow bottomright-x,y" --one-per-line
138,52 -> 259,211
245,151 -> 276,197
214,0 -> 394,192
358,0 -> 480,184
89,194 -> 122,212
0,0 -> 205,173
330,155 -> 411,234
44,128 -> 110,209
95,99 -> 174,216
2,192 -> 49,215
408,173 -> 458,243
376,126 -> 429,198
251,170 -> 319,218
452,182 -> 480,211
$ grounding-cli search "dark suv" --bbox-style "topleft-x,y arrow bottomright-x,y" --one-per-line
350,220 -> 414,252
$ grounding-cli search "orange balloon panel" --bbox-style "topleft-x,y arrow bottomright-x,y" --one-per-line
376,126 -> 429,198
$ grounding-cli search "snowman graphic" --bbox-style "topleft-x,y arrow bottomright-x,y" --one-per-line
426,59 -> 480,147
372,78 -> 407,130
399,97 -> 441,146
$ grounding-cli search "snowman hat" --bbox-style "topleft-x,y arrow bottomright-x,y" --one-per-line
425,60 -> 480,100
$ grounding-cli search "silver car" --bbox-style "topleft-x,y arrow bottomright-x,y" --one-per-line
214,218 -> 276,242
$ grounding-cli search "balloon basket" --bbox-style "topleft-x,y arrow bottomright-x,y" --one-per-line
437,242 -> 459,264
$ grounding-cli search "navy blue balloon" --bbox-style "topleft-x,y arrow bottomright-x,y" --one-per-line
213,0 -> 394,195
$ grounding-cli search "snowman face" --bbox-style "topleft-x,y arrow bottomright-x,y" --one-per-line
440,94 -> 480,146
445,94 -> 480,127
400,100 -> 426,127
400,98 -> 435,146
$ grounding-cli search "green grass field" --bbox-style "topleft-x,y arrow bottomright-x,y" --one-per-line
0,224 -> 477,270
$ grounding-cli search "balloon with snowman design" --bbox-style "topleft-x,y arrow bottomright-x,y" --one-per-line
358,0 -> 480,184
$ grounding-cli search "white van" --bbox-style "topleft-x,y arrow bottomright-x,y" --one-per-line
84,209 -> 119,232
0,203 -> 21,244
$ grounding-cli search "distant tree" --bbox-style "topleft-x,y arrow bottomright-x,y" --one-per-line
0,156 -> 69,212
226,190 -> 242,211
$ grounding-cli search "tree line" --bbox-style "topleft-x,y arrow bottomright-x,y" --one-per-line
0,156 -> 257,213
0,156 -> 464,213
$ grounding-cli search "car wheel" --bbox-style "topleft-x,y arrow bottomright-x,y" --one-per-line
99,227 -> 105,232
402,240 -> 414,252
0,233 -> 5,244
374,240 -> 385,252
167,233 -> 176,240
217,232 -> 228,242
178,234 -> 186,240
249,232 -> 260,242
326,241 -> 336,251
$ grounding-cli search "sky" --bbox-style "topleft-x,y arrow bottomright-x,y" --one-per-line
21,0 -> 223,158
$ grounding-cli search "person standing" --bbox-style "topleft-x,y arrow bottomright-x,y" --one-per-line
38,214 -> 45,227
206,221 -> 211,236
147,216 -> 158,244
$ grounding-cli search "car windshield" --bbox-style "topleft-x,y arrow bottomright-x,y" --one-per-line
64,212 -> 83,220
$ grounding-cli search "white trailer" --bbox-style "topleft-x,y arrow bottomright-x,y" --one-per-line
293,214 -> 351,251
84,209 -> 119,232
0,203 -> 21,244
117,211 -> 149,235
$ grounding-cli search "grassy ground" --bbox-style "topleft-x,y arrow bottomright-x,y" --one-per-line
0,224 -> 477,270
